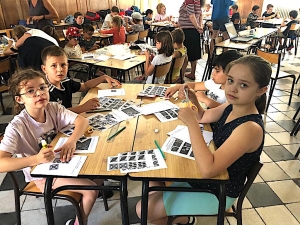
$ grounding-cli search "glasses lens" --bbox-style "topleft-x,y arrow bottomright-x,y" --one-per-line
26,85 -> 49,98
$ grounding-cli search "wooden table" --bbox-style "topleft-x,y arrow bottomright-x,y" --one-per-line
54,22 -> 73,29
129,84 -> 229,225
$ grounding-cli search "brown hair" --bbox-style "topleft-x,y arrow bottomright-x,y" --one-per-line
156,3 -> 166,14
156,30 -> 174,57
13,25 -> 27,39
112,15 -> 122,33
225,55 -> 271,114
41,45 -> 67,65
42,25 -> 60,44
266,4 -> 274,9
8,69 -> 47,114
171,28 -> 185,44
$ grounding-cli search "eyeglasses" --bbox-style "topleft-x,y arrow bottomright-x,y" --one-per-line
19,85 -> 49,98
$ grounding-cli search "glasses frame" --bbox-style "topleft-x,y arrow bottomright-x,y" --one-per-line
18,85 -> 49,98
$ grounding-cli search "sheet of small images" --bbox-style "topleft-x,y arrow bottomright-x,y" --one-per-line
107,149 -> 167,173
137,86 -> 168,97
87,113 -> 121,131
154,108 -> 180,122
60,126 -> 91,143
111,105 -> 142,121
53,136 -> 99,154
98,97 -> 134,110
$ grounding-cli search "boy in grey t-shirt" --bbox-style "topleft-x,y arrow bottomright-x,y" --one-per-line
125,12 -> 145,41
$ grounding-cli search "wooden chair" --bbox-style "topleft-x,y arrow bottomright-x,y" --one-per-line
281,23 -> 300,58
151,61 -> 172,84
8,171 -> 84,225
234,18 -> 241,31
256,48 -> 296,111
125,33 -> 139,43
0,57 -> 12,114
167,162 -> 263,225
241,18 -> 247,25
166,54 -> 187,84
290,106 -> 300,137
138,29 -> 149,41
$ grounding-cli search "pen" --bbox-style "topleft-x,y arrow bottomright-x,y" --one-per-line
86,108 -> 112,113
107,126 -> 126,141
154,140 -> 166,159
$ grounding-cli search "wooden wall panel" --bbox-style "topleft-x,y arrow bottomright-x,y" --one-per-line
76,0 -> 88,15
237,0 -> 264,20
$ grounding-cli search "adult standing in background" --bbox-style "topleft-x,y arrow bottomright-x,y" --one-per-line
210,0 -> 234,52
179,0 -> 204,81
27,0 -> 58,30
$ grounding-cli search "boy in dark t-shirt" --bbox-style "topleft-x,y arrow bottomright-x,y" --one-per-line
230,4 -> 240,31
73,12 -> 92,31
79,24 -> 99,52
261,4 -> 279,28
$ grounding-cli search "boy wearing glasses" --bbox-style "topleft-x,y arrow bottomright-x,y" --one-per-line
79,24 -> 99,52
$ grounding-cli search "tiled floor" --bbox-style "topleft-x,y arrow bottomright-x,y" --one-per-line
0,51 -> 299,225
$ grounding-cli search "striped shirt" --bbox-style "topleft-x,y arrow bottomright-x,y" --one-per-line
178,0 -> 202,29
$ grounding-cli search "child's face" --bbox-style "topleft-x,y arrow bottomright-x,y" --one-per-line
266,7 -> 273,14
225,64 -> 266,105
211,66 -> 227,84
15,77 -> 49,111
83,31 -> 93,40
68,36 -> 79,47
161,7 -> 166,15
232,8 -> 237,13
147,13 -> 153,19
156,40 -> 162,50
41,55 -> 69,84
111,12 -> 119,17
253,9 -> 260,15
75,16 -> 84,25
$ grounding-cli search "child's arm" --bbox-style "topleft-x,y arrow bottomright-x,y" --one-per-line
55,115 -> 89,162
3,40 -> 18,56
143,51 -> 155,77
68,98 -> 100,114
87,44 -> 99,52
79,75 -> 121,92
165,81 -> 207,98
15,33 -> 31,48
195,91 -> 222,108
125,17 -> 132,32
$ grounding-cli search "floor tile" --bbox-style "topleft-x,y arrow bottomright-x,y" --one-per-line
263,146 -> 295,162
283,144 -> 300,155
195,216 -> 229,225
256,205 -> 299,225
21,209 -> 48,225
264,133 -> 280,146
269,132 -> 300,145
272,103 -> 295,112
267,111 -> 293,121
259,162 -> 290,181
268,180 -> 300,203
269,97 -> 284,104
253,174 -> 264,183
277,160 -> 300,179
22,195 -> 56,211
246,182 -> 282,208
286,202 -> 300,223
227,208 -> 264,225
0,212 -> 17,225
260,151 -> 273,163
265,121 -> 286,133
293,179 -> 300,188
266,105 -> 278,113
276,120 -> 297,132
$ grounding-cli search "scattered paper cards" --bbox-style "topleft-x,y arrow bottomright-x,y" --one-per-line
154,108 -> 179,122
53,136 -> 99,154
107,149 -> 167,173
98,88 -> 125,97
87,113 -> 120,131
98,97 -> 134,110
137,86 -> 168,97
31,155 -> 87,177
139,100 -> 178,115
162,125 -> 213,160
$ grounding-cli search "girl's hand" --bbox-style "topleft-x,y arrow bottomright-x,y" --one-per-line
178,107 -> 198,127
195,91 -> 207,102
82,97 -> 100,111
165,86 -> 180,98
37,146 -> 54,164
105,76 -> 122,88
55,142 -> 76,163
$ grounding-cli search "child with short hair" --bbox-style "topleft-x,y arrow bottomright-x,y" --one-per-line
170,28 -> 187,83
102,6 -> 120,29
125,12 -> 144,34
143,9 -> 154,41
165,50 -> 243,108
41,45 -> 121,114
79,24 -> 99,52
246,5 -> 263,29
137,54 -> 271,225
0,69 -> 99,225
230,4 -> 240,31
99,16 -> 125,44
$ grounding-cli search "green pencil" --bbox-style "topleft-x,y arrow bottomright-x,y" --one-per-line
154,140 -> 166,159
107,126 -> 126,141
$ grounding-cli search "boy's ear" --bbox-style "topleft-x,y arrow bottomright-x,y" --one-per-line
41,64 -> 47,74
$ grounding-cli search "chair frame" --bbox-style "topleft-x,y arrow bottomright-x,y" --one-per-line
256,48 -> 296,111
138,29 -> 149,41
281,23 -> 300,58
125,33 -> 139,43
151,61 -> 172,84
166,54 -> 187,84
167,162 -> 263,225
0,57 -> 12,114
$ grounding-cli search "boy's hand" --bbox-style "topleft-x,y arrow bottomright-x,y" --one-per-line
82,97 -> 100,111
55,142 -> 76,163
195,91 -> 207,102
165,86 -> 180,98
37,146 -> 54,164
104,76 -> 122,88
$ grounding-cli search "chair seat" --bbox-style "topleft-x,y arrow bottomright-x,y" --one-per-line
24,181 -> 82,203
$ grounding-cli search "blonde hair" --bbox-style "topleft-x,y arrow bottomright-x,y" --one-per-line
156,3 -> 166,14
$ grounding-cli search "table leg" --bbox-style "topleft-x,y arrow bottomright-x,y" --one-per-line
44,177 -> 54,225
120,178 -> 129,225
217,183 -> 226,225
141,180 -> 149,225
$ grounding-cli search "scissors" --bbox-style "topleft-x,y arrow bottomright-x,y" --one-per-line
182,88 -> 198,111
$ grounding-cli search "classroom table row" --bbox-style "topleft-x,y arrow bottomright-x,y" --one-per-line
31,83 -> 229,225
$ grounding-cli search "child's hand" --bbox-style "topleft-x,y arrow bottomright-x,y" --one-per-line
178,107 -> 198,127
82,97 -> 100,111
165,86 -> 180,98
55,142 -> 76,163
37,146 -> 54,164
178,85 -> 198,103
195,91 -> 207,102
105,76 -> 122,88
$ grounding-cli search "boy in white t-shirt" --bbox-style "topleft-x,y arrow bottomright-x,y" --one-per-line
165,50 -> 243,108
101,6 -> 120,29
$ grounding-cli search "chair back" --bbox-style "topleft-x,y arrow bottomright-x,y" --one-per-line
241,18 -> 247,25
152,61 -> 172,84
234,18 -> 240,25
0,57 -> 11,74
125,33 -> 139,43
138,29 -> 149,40
214,36 -> 223,45
167,54 -> 186,83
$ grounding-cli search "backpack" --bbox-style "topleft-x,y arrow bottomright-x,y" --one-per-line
98,9 -> 111,20
64,14 -> 74,23
85,11 -> 100,21
131,5 -> 141,13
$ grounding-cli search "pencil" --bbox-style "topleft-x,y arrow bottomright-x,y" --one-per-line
107,126 -> 126,141
154,140 -> 166,159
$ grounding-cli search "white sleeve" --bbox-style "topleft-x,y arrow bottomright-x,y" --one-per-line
151,55 -> 160,66
204,79 -> 213,90
0,123 -> 20,155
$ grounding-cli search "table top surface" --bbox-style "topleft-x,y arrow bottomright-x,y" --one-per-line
255,18 -> 284,24
31,84 -> 229,182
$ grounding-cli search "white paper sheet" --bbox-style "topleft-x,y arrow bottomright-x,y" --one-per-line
31,155 -> 87,177
53,136 -> 99,154
139,100 -> 178,115
94,54 -> 110,61
98,88 -> 125,97
137,85 -> 168,97
154,108 -> 179,122
112,53 -> 136,60
111,105 -> 142,121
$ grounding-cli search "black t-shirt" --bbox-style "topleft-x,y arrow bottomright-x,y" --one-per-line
262,11 -> 277,28
79,37 -> 96,51
48,77 -> 81,108
230,12 -> 240,31
283,20 -> 298,37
